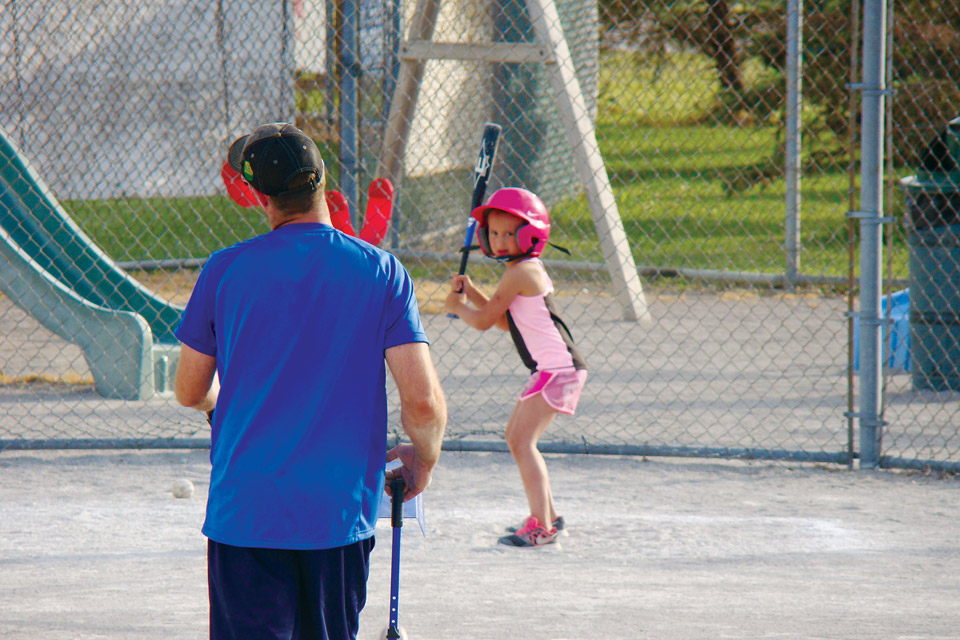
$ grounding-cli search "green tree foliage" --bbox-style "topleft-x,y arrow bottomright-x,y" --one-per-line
598,0 -> 960,167
889,2 -> 960,168
749,0 -> 960,167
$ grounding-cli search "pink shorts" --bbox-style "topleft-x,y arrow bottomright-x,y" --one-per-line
519,369 -> 588,415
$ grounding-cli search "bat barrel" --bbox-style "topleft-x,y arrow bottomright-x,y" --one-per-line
448,123 -> 501,320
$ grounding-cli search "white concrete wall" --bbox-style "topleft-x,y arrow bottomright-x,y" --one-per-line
402,1 -> 491,178
0,1 -> 296,199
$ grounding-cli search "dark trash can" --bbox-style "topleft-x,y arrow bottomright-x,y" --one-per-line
900,116 -> 960,391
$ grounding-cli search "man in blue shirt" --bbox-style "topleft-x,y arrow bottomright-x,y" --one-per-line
174,123 -> 447,640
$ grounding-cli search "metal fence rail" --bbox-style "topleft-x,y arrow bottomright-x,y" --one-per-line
0,0 -> 958,472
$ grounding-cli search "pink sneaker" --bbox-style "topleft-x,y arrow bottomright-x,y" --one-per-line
506,515 -> 565,536
497,517 -> 559,547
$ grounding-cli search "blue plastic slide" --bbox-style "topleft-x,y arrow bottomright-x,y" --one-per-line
0,128 -> 184,399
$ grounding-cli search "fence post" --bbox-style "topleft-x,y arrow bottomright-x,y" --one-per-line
857,0 -> 888,469
784,0 -> 803,288
339,0 -> 361,226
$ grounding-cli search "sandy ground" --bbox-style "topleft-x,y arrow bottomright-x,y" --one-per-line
1,448 -> 959,640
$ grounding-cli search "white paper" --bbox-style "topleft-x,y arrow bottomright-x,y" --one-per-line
378,460 -> 426,535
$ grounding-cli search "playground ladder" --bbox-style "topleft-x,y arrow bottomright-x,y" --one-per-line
375,0 -> 649,322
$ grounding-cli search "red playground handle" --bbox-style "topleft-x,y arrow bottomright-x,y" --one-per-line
221,162 -> 259,208
222,162 -> 392,246
359,178 -> 394,246
326,191 -> 357,237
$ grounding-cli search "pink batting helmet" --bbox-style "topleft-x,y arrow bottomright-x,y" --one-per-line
471,187 -> 551,259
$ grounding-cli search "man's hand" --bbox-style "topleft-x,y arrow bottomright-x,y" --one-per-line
384,443 -> 432,501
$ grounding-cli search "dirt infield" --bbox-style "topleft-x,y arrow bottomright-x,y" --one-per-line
2,448 -> 959,639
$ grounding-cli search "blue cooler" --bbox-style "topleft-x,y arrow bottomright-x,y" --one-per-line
853,288 -> 911,373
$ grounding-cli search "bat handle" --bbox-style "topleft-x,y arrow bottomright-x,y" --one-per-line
447,251 -> 470,319
447,271 -> 468,319
449,185 -> 480,321
390,477 -> 406,528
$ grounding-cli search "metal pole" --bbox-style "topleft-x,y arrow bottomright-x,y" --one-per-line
280,1 -> 296,120
324,0 -> 337,126
857,0 -> 888,469
844,0 -> 861,470
784,0 -> 803,288
10,0 -> 26,144
340,0 -> 361,226
384,0 -> 402,249
382,0 -> 401,128
216,0 -> 231,138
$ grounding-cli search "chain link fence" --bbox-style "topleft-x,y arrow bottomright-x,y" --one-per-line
0,0 -> 957,471
882,2 -> 960,470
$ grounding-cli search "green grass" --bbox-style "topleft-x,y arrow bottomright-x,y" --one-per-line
555,123 -> 862,276
60,49 -> 910,286
62,135 -> 342,262
62,196 -> 268,262
550,49 -> 910,284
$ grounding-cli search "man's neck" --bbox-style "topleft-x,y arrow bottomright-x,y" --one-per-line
267,210 -> 330,231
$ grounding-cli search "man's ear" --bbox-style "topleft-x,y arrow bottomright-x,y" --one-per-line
256,191 -> 269,208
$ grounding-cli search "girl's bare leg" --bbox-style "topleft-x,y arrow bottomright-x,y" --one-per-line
504,394 -> 559,528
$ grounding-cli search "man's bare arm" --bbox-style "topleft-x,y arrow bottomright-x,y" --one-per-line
384,341 -> 447,500
174,344 -> 219,412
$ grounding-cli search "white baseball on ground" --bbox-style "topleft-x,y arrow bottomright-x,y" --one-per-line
171,478 -> 194,499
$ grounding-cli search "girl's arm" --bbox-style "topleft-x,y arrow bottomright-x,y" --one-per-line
453,275 -> 502,318
445,262 -> 542,331
464,282 -> 490,309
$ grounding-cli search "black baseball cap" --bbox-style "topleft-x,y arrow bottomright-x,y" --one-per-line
227,123 -> 324,197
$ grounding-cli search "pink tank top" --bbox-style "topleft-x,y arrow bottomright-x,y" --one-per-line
506,259 -> 586,373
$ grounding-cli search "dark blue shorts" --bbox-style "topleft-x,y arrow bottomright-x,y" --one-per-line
208,536 -> 375,640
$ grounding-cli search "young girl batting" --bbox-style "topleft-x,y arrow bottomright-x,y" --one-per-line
444,187 -> 587,548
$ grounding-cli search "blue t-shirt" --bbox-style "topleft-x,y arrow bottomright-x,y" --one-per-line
175,223 -> 427,550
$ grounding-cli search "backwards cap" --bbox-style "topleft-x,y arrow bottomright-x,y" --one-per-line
227,123 -> 324,197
